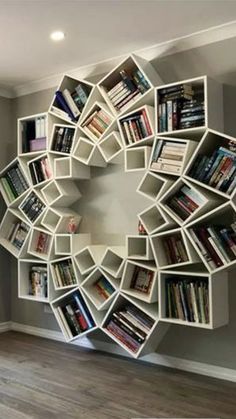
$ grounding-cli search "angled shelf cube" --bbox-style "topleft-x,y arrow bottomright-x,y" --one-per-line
80,101 -> 115,143
137,171 -> 173,202
126,235 -> 153,260
155,76 -> 223,137
0,209 -> 31,258
73,137 -> 106,167
100,246 -> 125,278
159,270 -> 228,329
19,189 -> 46,225
50,256 -> 79,290
41,179 -> 81,207
54,156 -> 90,179
27,153 -> 53,188
98,131 -> 124,163
125,146 -> 151,171
49,124 -> 77,155
49,75 -> 94,125
28,227 -> 54,261
138,203 -> 175,235
0,158 -> 30,207
41,207 -> 82,234
81,267 -> 117,311
118,104 -> 155,147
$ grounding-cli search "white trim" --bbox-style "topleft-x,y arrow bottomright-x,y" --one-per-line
0,321 -> 11,332
0,87 -> 15,99
8,20 -> 236,99
10,321 -> 236,383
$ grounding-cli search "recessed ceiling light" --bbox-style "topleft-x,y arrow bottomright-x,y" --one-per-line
50,31 -> 65,41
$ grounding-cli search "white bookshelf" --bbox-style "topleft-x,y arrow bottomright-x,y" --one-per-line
0,52 -> 231,359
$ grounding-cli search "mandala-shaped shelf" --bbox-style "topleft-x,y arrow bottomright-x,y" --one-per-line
0,55 -> 234,358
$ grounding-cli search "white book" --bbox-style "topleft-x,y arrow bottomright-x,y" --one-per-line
208,237 -> 226,265
181,185 -> 206,206
190,283 -> 199,323
35,117 -> 41,138
189,229 -> 216,269
40,116 -> 46,137
51,105 -> 71,120
123,121 -> 132,144
56,306 -> 73,339
167,100 -> 173,131
62,89 -> 80,118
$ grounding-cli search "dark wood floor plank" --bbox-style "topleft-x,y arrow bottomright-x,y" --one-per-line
0,332 -> 235,418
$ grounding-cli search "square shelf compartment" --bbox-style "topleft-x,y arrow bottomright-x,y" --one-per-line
100,246 -> 125,278
185,201 -> 236,273
159,178 -> 218,226
138,204 -> 173,235
118,105 -> 155,146
28,228 -> 53,261
41,179 -> 81,207
149,137 -> 197,176
125,146 -> 151,172
184,129 -> 236,199
27,153 -> 53,187
49,75 -> 94,124
19,190 -> 46,225
18,259 -> 51,303
82,267 -> 117,311
126,235 -> 153,260
50,257 -> 79,290
150,228 -> 198,269
121,260 -> 158,303
98,132 -> 124,163
136,171 -> 172,202
0,209 -> 30,258
159,270 -> 228,329
49,124 -> 77,154
74,247 -> 97,275
51,288 -> 97,342
98,54 -> 161,117
18,113 -> 48,155
155,76 -> 223,137
0,158 -> 30,207
73,137 -> 106,167
80,101 -> 115,143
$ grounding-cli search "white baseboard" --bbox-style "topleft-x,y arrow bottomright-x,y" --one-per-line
0,321 -> 11,333
8,321 -> 236,383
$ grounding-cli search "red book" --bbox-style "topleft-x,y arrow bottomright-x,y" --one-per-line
197,228 -> 223,267
141,109 -> 152,135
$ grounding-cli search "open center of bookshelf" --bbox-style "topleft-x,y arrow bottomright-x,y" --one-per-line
72,163 -> 149,244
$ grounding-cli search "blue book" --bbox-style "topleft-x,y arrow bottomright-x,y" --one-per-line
55,91 -> 77,122
205,147 -> 236,183
74,294 -> 94,329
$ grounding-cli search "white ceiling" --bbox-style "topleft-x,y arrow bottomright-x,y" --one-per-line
1,0 -> 236,91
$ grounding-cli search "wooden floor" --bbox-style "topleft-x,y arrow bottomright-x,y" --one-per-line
0,332 -> 235,419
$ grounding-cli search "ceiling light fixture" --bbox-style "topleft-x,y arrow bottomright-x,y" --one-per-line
50,31 -> 65,41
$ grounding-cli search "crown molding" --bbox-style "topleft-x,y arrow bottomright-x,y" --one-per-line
0,86 -> 15,99
4,19 -> 236,99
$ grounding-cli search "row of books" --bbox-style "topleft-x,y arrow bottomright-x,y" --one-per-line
51,126 -> 75,154
163,234 -> 188,265
120,108 -> 153,144
165,277 -> 209,323
81,107 -> 113,140
166,184 -> 206,221
54,291 -> 95,339
35,231 -> 51,254
103,68 -> 150,113
94,276 -> 115,301
29,265 -> 48,298
0,163 -> 29,203
158,84 -> 205,132
130,266 -> 154,294
20,192 -> 45,223
189,224 -> 236,269
189,143 -> 236,195
21,116 -> 47,153
150,139 -> 186,174
106,304 -> 154,353
52,259 -> 77,288
29,156 -> 52,185
53,83 -> 91,123
7,220 -> 29,250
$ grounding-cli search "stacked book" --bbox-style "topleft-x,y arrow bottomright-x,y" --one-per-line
158,83 -> 205,132
81,108 -> 113,140
21,116 -> 47,153
20,192 -> 45,223
106,304 -> 154,353
189,223 -> 236,269
166,184 -> 206,221
29,156 -> 52,185
151,139 -> 186,174
51,259 -> 77,288
54,292 -> 95,339
163,234 -> 188,265
94,276 -> 115,301
189,142 -> 236,195
7,220 -> 29,250
29,265 -> 48,298
51,126 -> 75,153
102,68 -> 150,113
35,231 -> 51,254
130,266 -> 154,294
53,83 -> 91,123
119,108 -> 153,144
0,163 -> 29,203
165,277 -> 209,323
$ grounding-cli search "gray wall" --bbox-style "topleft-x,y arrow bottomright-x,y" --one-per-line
3,41 -> 236,369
